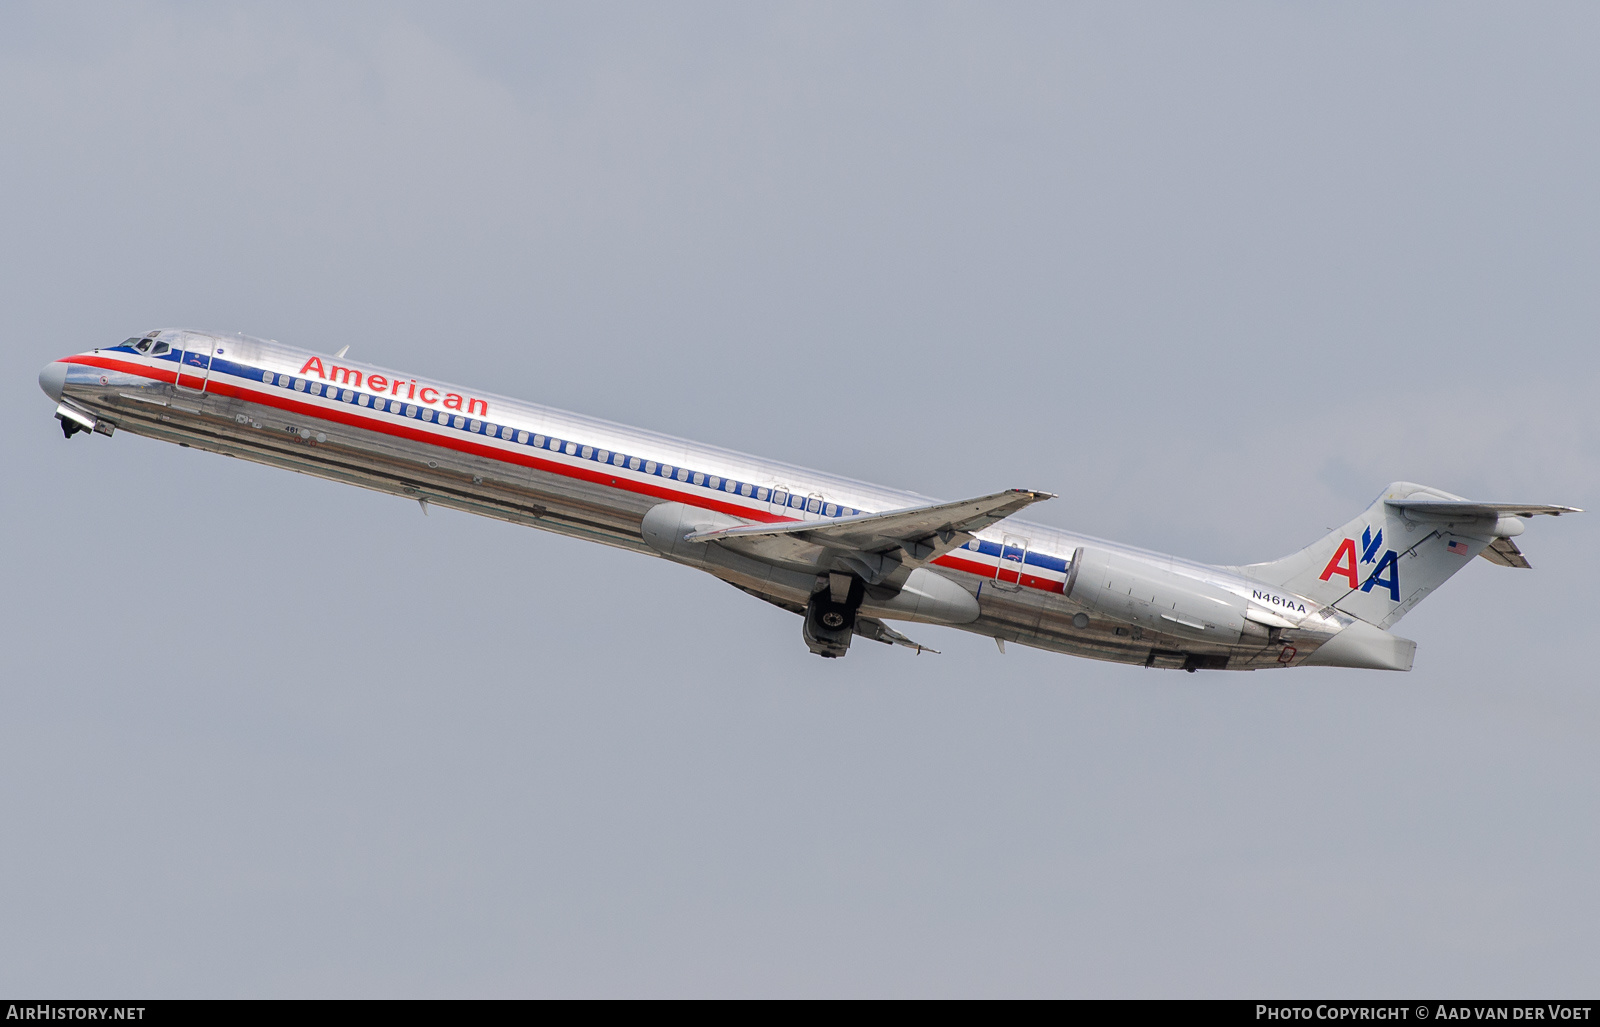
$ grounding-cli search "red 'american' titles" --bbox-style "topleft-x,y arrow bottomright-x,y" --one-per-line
297,357 -> 489,417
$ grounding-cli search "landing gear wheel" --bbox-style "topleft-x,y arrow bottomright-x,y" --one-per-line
802,576 -> 865,658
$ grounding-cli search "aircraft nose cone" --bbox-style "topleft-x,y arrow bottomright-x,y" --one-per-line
39,361 -> 67,403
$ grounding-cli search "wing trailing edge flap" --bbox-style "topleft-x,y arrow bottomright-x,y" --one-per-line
856,616 -> 939,654
684,488 -> 1054,581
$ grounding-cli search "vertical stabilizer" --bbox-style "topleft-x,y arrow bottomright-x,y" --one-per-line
1237,482 -> 1558,629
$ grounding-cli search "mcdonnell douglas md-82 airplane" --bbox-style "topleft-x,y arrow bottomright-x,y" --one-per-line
40,330 -> 1579,671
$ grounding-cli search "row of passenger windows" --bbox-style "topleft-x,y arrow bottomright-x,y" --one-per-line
121,350 -> 1063,571
258,368 -> 865,518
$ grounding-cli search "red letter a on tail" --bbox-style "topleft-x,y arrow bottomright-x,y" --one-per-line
1319,538 -> 1360,589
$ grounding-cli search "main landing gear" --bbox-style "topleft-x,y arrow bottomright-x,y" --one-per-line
803,572 -> 865,659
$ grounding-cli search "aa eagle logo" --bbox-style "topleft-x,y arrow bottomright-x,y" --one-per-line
1320,525 -> 1400,601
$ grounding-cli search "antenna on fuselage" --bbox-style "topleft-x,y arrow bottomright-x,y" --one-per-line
333,345 -> 349,358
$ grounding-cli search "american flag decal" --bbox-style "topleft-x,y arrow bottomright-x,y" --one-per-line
1447,539 -> 1470,555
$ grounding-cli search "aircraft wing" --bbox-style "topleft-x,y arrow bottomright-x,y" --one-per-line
685,488 -> 1054,566
1386,499 -> 1582,518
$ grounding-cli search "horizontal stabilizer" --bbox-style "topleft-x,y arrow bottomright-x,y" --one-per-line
1386,499 -> 1581,519
684,488 -> 1053,565
1480,536 -> 1532,569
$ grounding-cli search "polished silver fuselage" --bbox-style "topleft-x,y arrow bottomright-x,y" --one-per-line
46,329 -> 1341,670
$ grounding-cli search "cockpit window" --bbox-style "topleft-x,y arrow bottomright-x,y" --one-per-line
133,338 -> 152,353
150,340 -> 170,355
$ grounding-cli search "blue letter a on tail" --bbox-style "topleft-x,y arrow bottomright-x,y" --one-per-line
1360,550 -> 1400,601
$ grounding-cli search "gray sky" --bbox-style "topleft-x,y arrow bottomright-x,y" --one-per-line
3,2 -> 1597,997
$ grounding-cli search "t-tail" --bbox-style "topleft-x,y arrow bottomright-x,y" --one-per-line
1239,482 -> 1579,632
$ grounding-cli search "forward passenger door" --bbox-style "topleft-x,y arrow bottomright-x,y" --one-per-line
174,333 -> 215,393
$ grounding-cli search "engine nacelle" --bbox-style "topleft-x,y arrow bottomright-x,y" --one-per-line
639,501 -> 746,560
1066,546 -> 1249,644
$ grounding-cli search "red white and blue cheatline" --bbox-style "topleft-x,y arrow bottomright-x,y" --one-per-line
38,329 -> 1581,668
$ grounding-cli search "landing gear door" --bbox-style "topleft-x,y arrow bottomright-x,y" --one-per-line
175,333 -> 215,393
995,535 -> 1029,590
